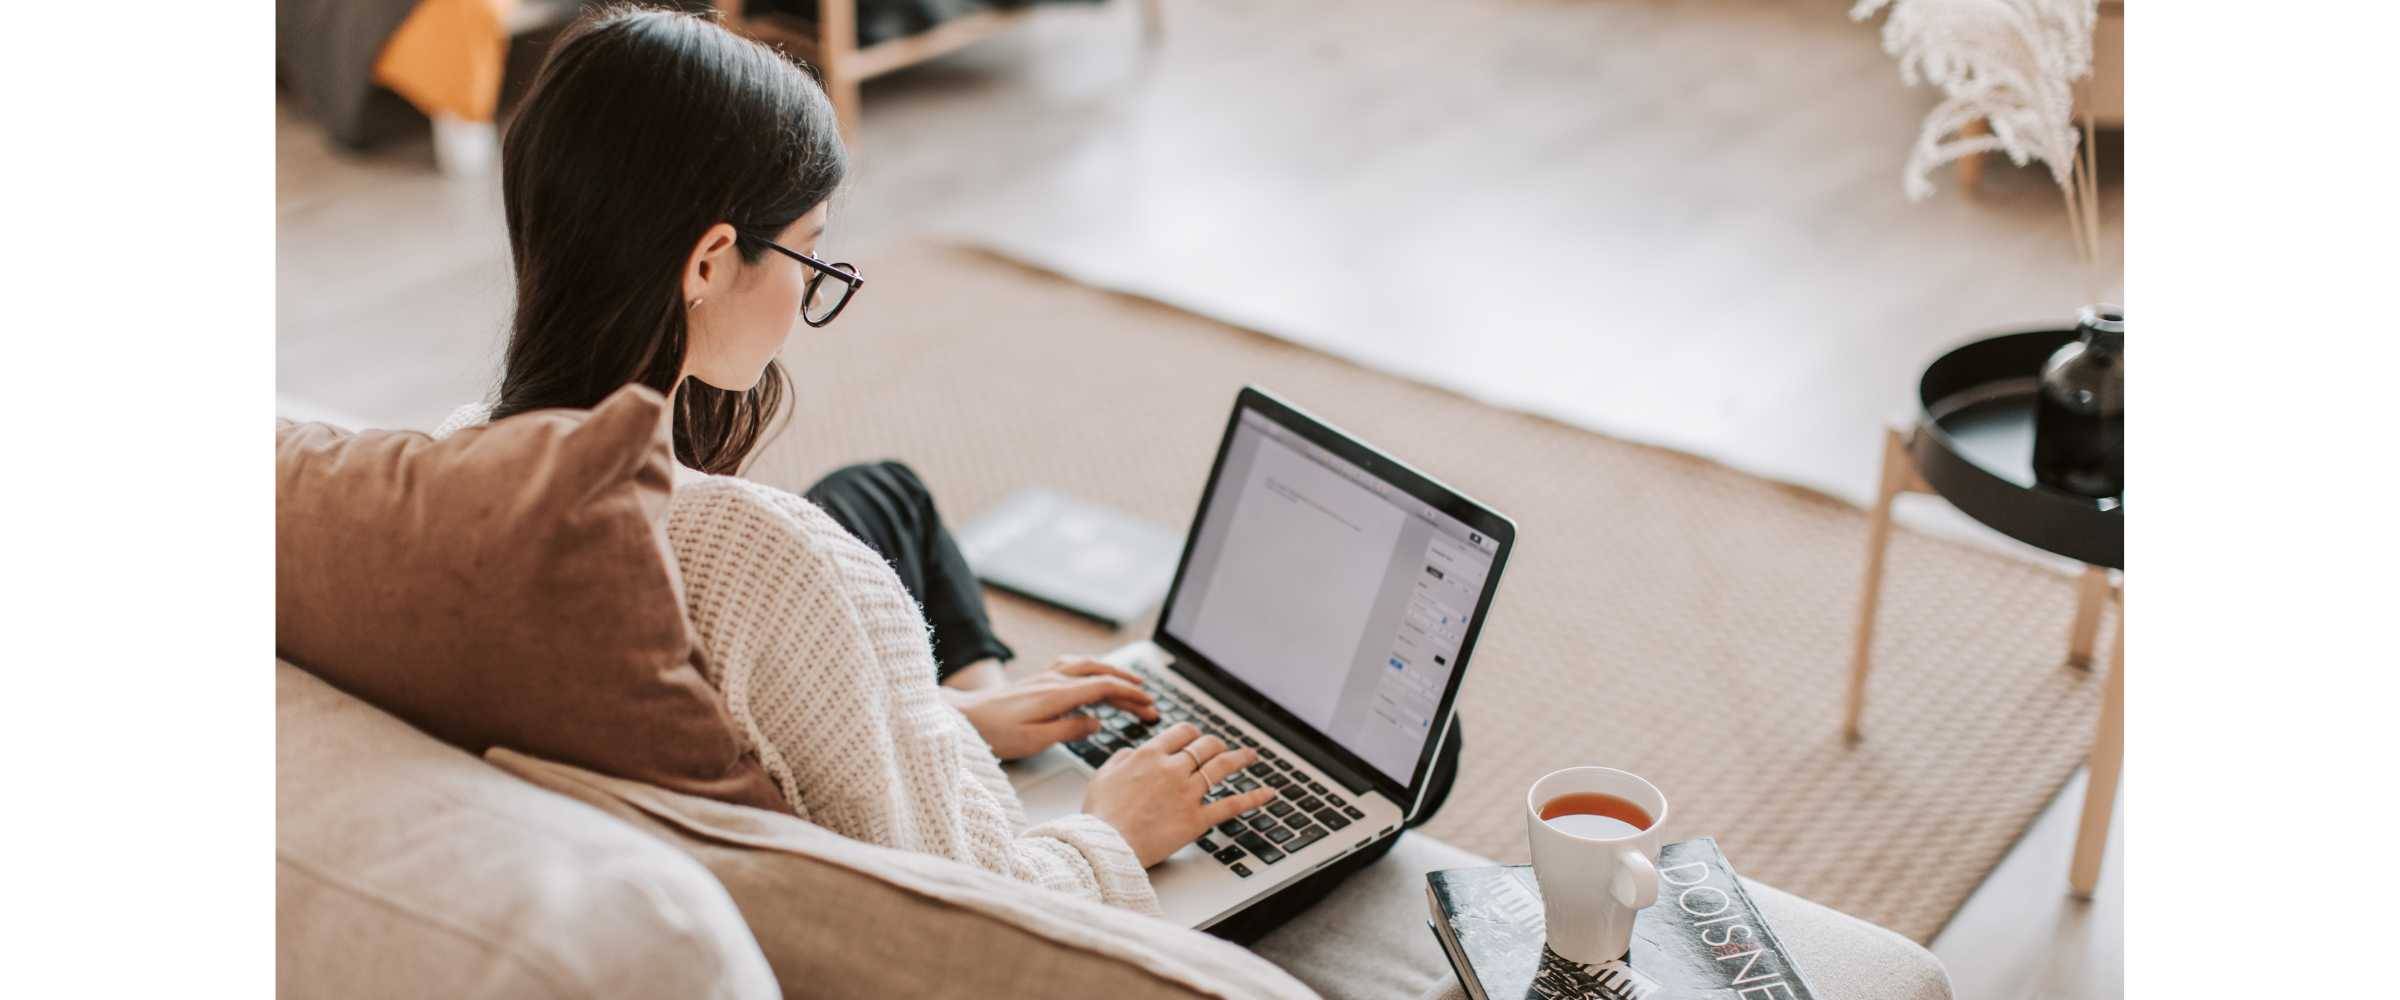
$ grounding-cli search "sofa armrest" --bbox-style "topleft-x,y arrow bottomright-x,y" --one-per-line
1252,834 -> 1951,1000
489,748 -> 1321,1000
277,660 -> 778,999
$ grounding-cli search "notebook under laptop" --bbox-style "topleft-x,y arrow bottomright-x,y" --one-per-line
1005,386 -> 1515,930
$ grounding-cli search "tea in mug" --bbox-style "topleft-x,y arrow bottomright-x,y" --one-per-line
1538,792 -> 1655,839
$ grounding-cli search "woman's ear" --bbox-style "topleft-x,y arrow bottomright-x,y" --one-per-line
682,223 -> 741,306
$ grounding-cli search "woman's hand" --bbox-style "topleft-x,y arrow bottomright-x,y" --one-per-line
1081,723 -> 1281,868
947,657 -> 1158,761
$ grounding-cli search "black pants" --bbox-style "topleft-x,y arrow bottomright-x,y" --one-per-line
805,460 -> 1463,836
806,462 -> 1015,679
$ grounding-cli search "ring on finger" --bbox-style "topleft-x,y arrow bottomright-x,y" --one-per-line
1176,747 -> 1204,773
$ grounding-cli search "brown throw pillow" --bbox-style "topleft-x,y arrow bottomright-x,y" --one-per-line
276,384 -> 784,812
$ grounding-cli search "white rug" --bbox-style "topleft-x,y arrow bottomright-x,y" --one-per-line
945,0 -> 2123,506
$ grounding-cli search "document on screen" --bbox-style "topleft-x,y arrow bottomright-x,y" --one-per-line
1183,432 -> 1406,728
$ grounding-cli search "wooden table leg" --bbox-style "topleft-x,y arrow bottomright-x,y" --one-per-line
825,69 -> 862,142
2065,565 -> 2110,670
1847,427 -> 1924,740
1139,0 -> 1164,48
819,0 -> 862,141
2068,592 -> 2124,897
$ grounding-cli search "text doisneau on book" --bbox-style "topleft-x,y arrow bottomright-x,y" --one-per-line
1425,838 -> 1816,1000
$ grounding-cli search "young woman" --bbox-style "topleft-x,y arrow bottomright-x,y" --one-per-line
433,6 -> 1280,914
445,6 -> 1466,917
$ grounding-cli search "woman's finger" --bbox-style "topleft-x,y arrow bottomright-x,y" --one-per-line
1180,735 -> 1230,766
1042,672 -> 1158,720
1050,657 -> 1145,686
1201,787 -> 1281,826
1198,746 -> 1258,785
1032,676 -> 1153,718
1027,714 -> 1101,749
1102,686 -> 1161,720
1144,721 -> 1202,755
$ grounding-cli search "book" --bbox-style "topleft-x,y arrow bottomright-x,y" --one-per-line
955,488 -> 1182,629
1424,838 -> 1816,1000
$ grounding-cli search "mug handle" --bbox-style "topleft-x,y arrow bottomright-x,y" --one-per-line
1611,849 -> 1660,910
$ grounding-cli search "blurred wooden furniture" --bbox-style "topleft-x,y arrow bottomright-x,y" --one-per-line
722,0 -> 1163,138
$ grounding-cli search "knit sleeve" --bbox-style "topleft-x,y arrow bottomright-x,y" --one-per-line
665,476 -> 1162,915
429,401 -> 492,439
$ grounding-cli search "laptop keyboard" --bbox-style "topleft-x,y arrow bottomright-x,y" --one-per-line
1061,663 -> 1371,877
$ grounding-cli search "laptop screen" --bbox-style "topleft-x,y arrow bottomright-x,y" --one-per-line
1162,408 -> 1499,783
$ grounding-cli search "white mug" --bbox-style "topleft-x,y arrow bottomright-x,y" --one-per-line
1525,766 -> 1669,965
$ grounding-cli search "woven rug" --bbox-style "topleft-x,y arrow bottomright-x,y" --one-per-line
742,244 -> 2110,944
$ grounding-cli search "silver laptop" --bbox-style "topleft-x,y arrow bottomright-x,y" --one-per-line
1006,386 -> 1515,930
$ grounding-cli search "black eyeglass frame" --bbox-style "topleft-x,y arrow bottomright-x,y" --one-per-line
740,232 -> 864,327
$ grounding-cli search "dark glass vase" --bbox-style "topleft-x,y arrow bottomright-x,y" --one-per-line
2032,305 -> 2125,498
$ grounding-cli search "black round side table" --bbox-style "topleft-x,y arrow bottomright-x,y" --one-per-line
1845,328 -> 2125,899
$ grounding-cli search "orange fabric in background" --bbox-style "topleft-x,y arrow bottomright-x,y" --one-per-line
373,0 -> 518,122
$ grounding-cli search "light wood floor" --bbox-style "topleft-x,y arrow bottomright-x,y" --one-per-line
276,2 -> 2121,996
1934,771 -> 2122,1000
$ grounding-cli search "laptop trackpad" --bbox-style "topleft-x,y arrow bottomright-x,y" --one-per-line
1008,752 -> 1089,826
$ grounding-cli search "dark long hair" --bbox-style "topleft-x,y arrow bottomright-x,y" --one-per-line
492,5 -> 846,474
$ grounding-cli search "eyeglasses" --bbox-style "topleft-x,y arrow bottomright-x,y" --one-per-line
740,233 -> 863,327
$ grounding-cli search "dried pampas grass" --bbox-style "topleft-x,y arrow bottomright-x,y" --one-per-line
1857,0 -> 2106,273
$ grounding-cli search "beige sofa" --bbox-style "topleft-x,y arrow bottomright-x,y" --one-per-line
277,660 -> 1952,999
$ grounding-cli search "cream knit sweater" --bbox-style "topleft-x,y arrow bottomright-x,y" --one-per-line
435,405 -> 1159,914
